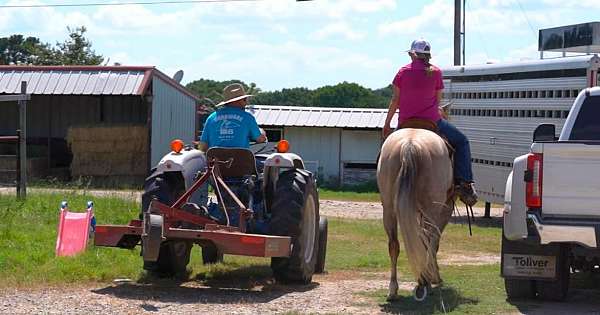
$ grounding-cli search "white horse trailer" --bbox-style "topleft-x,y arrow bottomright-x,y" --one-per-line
442,55 -> 600,208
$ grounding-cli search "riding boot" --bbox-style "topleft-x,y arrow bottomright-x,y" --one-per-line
455,181 -> 478,207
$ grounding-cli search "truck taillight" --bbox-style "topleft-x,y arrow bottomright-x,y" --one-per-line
525,153 -> 543,208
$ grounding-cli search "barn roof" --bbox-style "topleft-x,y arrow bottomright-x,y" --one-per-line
0,65 -> 200,101
246,105 -> 398,129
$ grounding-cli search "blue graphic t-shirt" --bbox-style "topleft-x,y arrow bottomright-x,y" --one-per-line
200,106 -> 262,149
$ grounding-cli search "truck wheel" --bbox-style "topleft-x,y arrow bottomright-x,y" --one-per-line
314,216 -> 328,274
505,278 -> 536,299
502,233 -> 536,299
536,245 -> 570,301
201,243 -> 224,265
141,173 -> 192,277
270,169 -> 319,284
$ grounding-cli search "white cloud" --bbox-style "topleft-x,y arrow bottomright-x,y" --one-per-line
184,37 -> 394,90
310,22 -> 366,41
378,0 -> 453,36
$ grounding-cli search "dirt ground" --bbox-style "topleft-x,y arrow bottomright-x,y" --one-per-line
2,188 -> 599,314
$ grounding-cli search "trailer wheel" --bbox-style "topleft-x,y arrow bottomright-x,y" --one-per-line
536,245 -> 570,301
314,216 -> 328,274
201,243 -> 224,265
141,173 -> 192,277
270,169 -> 319,284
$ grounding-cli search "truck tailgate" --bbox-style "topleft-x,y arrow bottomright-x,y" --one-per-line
542,143 -> 600,217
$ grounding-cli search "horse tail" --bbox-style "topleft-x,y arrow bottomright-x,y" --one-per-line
395,141 -> 442,285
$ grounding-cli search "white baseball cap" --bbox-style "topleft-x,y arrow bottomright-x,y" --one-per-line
408,39 -> 432,54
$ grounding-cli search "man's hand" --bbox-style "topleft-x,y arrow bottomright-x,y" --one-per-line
197,141 -> 208,152
256,134 -> 267,143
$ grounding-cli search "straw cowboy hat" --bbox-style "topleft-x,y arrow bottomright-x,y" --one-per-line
216,83 -> 253,107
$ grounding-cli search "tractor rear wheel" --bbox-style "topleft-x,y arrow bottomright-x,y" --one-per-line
141,173 -> 192,277
270,169 -> 319,284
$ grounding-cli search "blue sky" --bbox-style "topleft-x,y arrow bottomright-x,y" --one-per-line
1,0 -> 598,90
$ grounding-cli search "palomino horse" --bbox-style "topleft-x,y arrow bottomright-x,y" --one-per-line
377,128 -> 454,301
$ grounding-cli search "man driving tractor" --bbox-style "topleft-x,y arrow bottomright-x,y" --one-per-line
198,83 -> 267,151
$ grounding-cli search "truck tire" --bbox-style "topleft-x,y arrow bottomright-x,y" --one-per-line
141,173 -> 192,277
270,169 -> 319,284
502,234 -> 536,299
536,245 -> 570,301
505,278 -> 536,300
201,243 -> 224,265
314,216 -> 328,274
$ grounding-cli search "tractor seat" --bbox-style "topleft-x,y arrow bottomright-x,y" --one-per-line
206,147 -> 258,178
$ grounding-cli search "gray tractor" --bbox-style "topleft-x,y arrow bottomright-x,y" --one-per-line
135,140 -> 328,284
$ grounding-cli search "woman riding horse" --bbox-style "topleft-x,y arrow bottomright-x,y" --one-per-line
383,39 -> 477,206
378,39 -> 477,301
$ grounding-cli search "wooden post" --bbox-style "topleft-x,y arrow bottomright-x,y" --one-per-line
484,201 -> 491,219
16,129 -> 21,198
18,81 -> 27,199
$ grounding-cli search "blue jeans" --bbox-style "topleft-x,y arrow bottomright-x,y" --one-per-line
437,119 -> 474,183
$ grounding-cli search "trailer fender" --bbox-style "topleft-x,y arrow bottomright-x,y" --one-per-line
504,154 -> 529,240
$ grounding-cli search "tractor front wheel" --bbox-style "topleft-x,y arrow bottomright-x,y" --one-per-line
270,169 -> 319,284
141,173 -> 192,277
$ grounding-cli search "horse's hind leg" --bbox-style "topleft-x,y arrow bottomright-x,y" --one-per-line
384,211 -> 400,300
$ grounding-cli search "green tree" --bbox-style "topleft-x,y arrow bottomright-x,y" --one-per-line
0,35 -> 57,65
186,78 -> 256,108
312,82 -> 386,108
55,26 -> 103,65
253,87 -> 314,106
0,26 -> 103,65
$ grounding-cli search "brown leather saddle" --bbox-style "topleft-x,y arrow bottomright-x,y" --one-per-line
397,118 -> 455,157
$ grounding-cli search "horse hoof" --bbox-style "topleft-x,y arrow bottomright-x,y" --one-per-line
413,284 -> 428,302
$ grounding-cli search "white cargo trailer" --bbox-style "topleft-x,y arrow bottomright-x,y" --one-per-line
442,55 -> 600,208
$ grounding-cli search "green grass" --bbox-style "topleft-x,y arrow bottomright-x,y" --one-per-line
358,264 -> 519,314
0,192 -> 521,314
0,193 -> 501,287
318,188 -> 380,202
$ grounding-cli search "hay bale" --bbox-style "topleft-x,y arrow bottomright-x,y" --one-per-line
68,124 -> 149,177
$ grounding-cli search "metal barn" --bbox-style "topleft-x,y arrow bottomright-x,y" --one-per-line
247,105 -> 397,186
0,66 -> 199,182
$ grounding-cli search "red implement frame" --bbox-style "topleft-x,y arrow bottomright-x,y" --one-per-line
94,158 -> 291,258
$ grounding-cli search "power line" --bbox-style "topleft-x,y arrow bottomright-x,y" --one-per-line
0,0 -> 264,9
515,0 -> 537,42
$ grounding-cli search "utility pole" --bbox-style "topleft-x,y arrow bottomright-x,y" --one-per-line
454,0 -> 466,66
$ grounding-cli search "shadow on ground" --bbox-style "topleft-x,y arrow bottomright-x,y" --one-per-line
92,265 -> 318,305
507,271 -> 600,314
381,286 -> 478,314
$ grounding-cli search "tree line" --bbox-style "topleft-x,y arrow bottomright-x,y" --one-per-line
186,79 -> 392,109
1,29 -> 391,108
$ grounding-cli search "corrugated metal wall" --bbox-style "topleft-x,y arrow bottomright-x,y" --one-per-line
284,127 -> 341,183
0,95 -> 146,138
151,77 -> 196,165
341,130 -> 381,163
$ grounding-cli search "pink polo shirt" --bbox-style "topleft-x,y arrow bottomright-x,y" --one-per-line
392,59 -> 444,124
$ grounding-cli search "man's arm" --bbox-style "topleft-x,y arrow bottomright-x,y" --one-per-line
383,85 -> 400,140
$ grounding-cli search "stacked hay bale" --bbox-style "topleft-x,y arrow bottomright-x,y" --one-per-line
67,125 -> 148,185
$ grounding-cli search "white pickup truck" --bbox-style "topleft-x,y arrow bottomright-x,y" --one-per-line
502,86 -> 600,301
